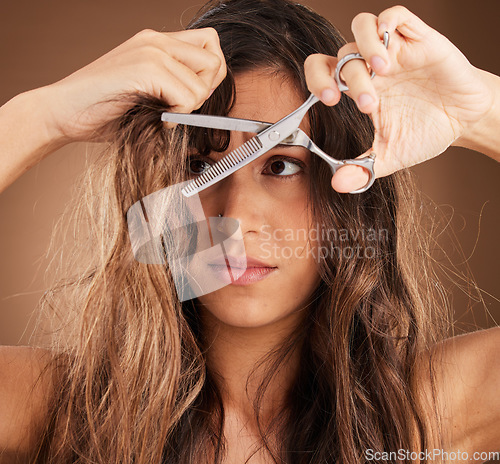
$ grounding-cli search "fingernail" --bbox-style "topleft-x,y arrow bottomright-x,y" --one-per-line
370,55 -> 387,72
358,93 -> 374,108
320,88 -> 335,104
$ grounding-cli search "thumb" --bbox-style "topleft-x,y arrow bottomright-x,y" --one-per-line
330,149 -> 377,194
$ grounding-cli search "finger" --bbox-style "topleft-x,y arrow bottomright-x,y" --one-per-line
153,64 -> 210,113
133,29 -> 226,93
167,28 -> 227,86
162,54 -> 213,104
304,53 -> 342,106
376,5 -> 434,41
169,28 -> 225,66
331,165 -> 370,194
164,37 -> 225,90
351,12 -> 390,74
336,43 -> 379,114
331,140 -> 394,193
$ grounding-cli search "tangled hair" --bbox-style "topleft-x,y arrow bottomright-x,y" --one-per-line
28,0 -> 459,462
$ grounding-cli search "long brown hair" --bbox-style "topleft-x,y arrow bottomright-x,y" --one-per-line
31,0 -> 455,462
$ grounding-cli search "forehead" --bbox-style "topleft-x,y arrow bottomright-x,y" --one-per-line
229,70 -> 310,133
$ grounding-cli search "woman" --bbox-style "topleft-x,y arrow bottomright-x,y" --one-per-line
0,0 -> 498,462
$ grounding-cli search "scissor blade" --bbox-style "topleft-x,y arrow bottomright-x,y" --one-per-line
181,136 -> 269,197
181,94 -> 319,197
161,112 -> 270,133
181,116 -> 300,197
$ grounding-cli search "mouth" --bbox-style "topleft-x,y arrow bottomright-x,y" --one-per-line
230,265 -> 277,286
207,255 -> 277,286
208,255 -> 277,269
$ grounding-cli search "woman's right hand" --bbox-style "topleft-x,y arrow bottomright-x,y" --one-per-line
304,6 -> 497,193
42,27 -> 226,144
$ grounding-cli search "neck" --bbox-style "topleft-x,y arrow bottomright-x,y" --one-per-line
198,304 -> 307,428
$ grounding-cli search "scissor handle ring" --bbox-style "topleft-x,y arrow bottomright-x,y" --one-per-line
330,152 -> 377,194
335,53 -> 375,92
335,31 -> 390,93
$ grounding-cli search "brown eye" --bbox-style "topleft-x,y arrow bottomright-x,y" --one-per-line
268,159 -> 302,176
270,160 -> 285,174
188,157 -> 212,175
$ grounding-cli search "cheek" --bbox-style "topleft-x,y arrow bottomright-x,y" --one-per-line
267,204 -> 321,294
268,197 -> 314,260
279,235 -> 321,296
263,175 -> 309,204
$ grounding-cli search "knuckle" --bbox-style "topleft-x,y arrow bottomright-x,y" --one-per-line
351,12 -> 366,29
139,44 -> 164,64
351,12 -> 376,33
389,5 -> 409,15
134,28 -> 159,42
177,92 -> 196,112
219,62 -> 228,79
304,53 -> 321,71
194,80 -> 210,101
185,89 -> 199,109
203,27 -> 220,41
206,52 -> 222,72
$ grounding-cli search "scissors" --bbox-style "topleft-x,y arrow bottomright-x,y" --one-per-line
161,31 -> 390,197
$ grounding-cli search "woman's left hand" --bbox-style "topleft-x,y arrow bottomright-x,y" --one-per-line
304,5 -> 494,193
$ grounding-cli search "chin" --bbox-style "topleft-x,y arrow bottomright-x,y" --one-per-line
197,294 -> 292,329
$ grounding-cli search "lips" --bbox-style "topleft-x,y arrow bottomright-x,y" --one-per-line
205,254 -> 278,286
208,255 -> 277,270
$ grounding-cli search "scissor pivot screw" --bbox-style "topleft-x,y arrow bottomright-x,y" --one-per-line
269,131 -> 280,141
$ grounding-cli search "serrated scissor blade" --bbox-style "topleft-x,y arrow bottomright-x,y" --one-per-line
161,113 -> 269,133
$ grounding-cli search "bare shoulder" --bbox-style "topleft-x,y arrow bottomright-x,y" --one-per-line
413,327 -> 500,459
0,345 -> 55,459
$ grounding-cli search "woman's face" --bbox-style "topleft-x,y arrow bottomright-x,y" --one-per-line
193,70 -> 321,329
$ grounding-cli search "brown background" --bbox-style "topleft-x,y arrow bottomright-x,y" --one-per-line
0,0 -> 499,347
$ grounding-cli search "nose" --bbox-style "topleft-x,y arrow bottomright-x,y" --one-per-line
214,163 -> 266,237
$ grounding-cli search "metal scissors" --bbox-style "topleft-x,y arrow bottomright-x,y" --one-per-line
161,31 -> 390,197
